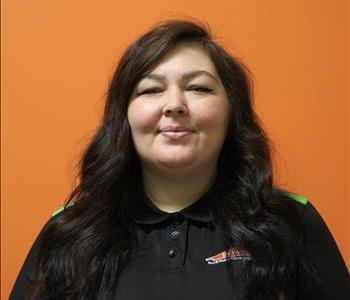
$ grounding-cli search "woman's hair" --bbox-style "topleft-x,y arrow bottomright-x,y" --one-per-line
29,18 -> 318,299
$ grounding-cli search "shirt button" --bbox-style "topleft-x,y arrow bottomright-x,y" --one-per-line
170,230 -> 181,240
168,249 -> 177,257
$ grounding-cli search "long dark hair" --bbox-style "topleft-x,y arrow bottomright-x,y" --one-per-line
29,18 -> 318,299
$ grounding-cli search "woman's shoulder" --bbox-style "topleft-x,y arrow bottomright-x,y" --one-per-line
279,190 -> 310,217
280,190 -> 349,298
9,202 -> 76,299
280,190 -> 332,230
285,194 -> 349,298
279,190 -> 333,228
29,202 -> 76,247
279,190 -> 331,223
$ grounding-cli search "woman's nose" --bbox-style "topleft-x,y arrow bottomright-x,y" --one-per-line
162,89 -> 188,116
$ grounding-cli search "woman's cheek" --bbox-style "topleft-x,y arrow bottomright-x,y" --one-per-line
128,101 -> 160,134
194,103 -> 228,131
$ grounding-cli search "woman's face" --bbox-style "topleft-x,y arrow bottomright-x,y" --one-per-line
127,43 -> 230,173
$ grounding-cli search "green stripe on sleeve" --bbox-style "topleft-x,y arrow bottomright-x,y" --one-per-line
52,202 -> 75,217
283,191 -> 308,205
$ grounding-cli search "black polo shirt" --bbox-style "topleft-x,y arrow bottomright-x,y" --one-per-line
9,188 -> 350,299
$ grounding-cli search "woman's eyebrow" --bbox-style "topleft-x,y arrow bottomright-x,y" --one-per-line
141,70 -> 219,83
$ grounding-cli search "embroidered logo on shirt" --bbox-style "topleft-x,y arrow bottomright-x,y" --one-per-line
205,247 -> 252,265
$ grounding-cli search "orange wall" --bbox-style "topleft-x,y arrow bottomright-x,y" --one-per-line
1,0 -> 348,298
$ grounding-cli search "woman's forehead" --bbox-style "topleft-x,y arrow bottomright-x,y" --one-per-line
137,44 -> 219,84
139,70 -> 218,84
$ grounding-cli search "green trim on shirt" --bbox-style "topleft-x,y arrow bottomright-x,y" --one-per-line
283,191 -> 308,205
52,202 -> 75,217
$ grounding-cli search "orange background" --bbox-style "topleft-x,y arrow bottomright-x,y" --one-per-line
1,0 -> 348,298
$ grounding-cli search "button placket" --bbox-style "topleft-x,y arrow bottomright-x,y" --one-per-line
161,215 -> 188,269
168,216 -> 182,260
168,228 -> 181,258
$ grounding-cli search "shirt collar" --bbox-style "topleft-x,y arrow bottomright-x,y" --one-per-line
130,183 -> 215,225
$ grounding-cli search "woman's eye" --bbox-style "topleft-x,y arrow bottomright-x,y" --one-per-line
137,88 -> 162,96
188,86 -> 213,93
137,86 -> 212,96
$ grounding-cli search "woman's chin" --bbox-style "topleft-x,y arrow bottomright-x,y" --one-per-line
155,154 -> 197,169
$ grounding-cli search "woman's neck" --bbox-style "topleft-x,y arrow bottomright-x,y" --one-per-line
141,163 -> 217,213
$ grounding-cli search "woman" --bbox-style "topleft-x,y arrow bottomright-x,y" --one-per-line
10,19 -> 349,300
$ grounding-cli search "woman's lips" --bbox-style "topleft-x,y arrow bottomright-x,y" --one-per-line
159,131 -> 192,140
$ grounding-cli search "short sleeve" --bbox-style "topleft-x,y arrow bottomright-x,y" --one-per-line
298,201 -> 350,300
